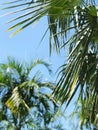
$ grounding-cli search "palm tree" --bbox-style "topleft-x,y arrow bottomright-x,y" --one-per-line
0,57 -> 58,130
1,0 -> 98,128
53,5 -> 98,128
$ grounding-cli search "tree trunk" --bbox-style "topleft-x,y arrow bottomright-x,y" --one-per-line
14,124 -> 21,130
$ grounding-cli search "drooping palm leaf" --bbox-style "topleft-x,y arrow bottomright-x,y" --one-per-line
52,5 -> 98,127
54,45 -> 98,127
53,4 -> 98,98
5,87 -> 30,113
2,0 -> 83,52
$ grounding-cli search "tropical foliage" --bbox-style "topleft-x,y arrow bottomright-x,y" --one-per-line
0,57 -> 59,130
2,0 -> 83,51
1,0 -> 98,129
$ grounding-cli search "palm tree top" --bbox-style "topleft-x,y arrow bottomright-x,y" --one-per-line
0,57 -> 58,129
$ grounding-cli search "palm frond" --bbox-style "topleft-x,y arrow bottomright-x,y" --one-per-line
53,5 -> 98,104
2,0 -> 83,52
5,87 -> 30,113
27,59 -> 52,75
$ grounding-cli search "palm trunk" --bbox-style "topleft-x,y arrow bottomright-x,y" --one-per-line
13,114 -> 22,130
15,122 -> 21,130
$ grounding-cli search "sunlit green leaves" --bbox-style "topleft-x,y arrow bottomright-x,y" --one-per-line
5,87 -> 30,113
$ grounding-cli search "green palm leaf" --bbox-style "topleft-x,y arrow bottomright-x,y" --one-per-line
2,0 -> 83,51
5,87 -> 30,113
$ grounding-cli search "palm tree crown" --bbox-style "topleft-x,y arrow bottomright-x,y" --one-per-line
0,57 -> 58,130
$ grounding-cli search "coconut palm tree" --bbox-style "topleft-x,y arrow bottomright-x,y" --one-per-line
0,57 -> 58,130
53,4 -> 98,128
1,0 -> 98,128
